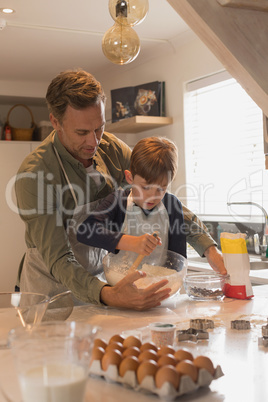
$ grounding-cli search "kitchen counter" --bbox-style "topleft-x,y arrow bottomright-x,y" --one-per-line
1,285 -> 268,401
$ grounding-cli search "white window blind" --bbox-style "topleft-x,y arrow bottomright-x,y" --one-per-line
184,71 -> 267,218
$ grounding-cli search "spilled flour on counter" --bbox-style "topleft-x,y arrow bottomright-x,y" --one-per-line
105,263 -> 182,297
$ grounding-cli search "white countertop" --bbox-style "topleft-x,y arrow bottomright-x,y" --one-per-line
1,285 -> 268,401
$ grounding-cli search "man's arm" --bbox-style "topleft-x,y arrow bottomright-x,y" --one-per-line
204,245 -> 227,275
15,172 -> 107,305
182,203 -> 227,274
182,203 -> 217,255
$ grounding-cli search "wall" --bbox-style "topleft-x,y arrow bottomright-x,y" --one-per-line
98,36 -> 223,199
0,36 -> 224,200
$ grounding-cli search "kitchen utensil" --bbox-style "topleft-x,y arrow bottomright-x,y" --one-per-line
0,291 -> 73,347
128,231 -> 159,273
103,249 -> 187,299
128,254 -> 145,273
43,290 -> 73,321
8,321 -> 99,402
190,318 -> 214,330
177,328 -> 209,342
183,273 -> 227,301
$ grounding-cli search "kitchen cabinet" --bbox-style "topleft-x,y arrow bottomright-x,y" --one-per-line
0,141 -> 40,291
105,116 -> 173,134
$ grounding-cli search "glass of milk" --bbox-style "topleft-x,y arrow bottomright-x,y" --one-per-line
8,321 -> 99,402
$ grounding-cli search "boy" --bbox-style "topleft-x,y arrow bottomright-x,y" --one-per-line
77,136 -> 186,259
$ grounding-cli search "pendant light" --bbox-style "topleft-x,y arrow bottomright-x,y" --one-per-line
102,0 -> 148,65
108,0 -> 149,26
102,22 -> 140,65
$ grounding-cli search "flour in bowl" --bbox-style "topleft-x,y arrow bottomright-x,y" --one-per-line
136,264 -> 182,296
105,263 -> 183,297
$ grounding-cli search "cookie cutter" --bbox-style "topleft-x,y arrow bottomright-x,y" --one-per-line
231,320 -> 251,330
190,318 -> 214,330
258,319 -> 268,347
177,328 -> 209,342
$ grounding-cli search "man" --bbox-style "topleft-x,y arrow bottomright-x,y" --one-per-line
15,69 -> 226,311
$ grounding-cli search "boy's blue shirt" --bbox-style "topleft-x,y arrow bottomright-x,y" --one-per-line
77,188 -> 187,258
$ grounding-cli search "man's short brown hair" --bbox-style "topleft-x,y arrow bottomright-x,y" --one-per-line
46,69 -> 106,123
130,136 -> 178,184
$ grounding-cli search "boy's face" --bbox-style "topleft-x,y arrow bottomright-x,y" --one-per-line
125,171 -> 169,210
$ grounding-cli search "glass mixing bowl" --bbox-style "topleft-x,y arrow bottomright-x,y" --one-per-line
102,249 -> 187,299
0,291 -> 73,347
184,273 -> 228,301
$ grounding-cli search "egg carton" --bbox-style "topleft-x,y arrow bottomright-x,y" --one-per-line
89,360 -> 224,399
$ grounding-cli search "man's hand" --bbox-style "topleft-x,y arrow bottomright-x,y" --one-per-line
204,245 -> 227,275
100,270 -> 171,310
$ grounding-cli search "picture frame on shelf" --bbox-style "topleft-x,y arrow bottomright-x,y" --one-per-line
111,81 -> 165,123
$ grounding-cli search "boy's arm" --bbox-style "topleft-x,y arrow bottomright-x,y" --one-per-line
77,191 -> 125,252
77,190 -> 161,255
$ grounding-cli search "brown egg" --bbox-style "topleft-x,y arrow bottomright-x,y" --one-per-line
109,334 -> 125,345
94,338 -> 108,350
157,345 -> 175,356
119,356 -> 140,377
140,342 -> 158,353
176,359 -> 198,382
105,342 -> 124,354
157,353 -> 177,367
155,365 -> 181,390
102,349 -> 123,371
138,349 -> 158,363
90,346 -> 105,366
193,355 -> 215,376
137,360 -> 158,384
123,346 -> 140,358
174,348 -> 194,362
123,335 -> 142,349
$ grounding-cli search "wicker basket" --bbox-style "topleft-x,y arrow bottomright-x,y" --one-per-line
6,104 -> 35,141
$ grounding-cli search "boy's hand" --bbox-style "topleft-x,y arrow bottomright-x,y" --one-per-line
117,233 -> 162,255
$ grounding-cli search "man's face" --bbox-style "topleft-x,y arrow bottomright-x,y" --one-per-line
50,102 -> 106,168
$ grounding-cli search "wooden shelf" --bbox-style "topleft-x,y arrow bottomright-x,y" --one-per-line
105,116 -> 173,134
217,0 -> 268,12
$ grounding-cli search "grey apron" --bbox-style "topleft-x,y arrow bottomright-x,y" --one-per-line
20,147 -> 107,305
118,190 -> 169,265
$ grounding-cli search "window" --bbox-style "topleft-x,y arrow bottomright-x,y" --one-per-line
184,70 -> 267,220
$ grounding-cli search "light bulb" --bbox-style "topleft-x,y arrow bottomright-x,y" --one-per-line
102,22 -> 140,65
109,0 -> 149,26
